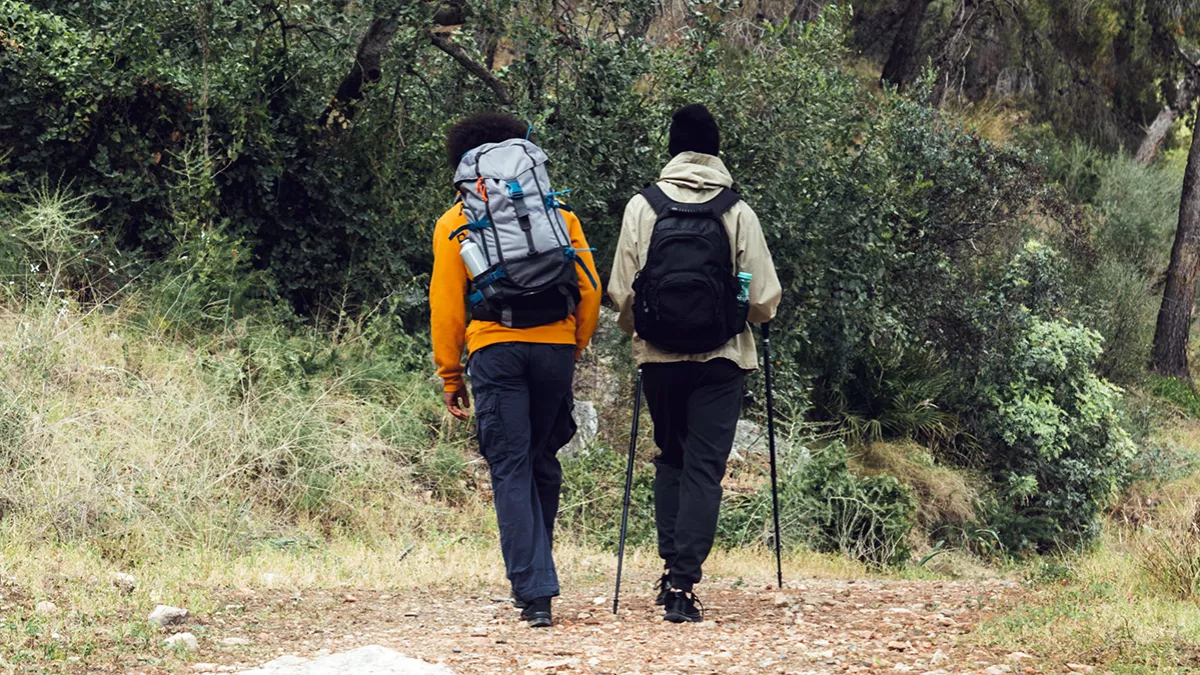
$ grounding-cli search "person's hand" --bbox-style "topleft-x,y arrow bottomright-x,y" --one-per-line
445,388 -> 471,421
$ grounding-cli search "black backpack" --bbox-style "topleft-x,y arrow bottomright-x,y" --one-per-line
632,185 -> 748,354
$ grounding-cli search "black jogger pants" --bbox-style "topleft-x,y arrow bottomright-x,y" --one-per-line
642,358 -> 745,592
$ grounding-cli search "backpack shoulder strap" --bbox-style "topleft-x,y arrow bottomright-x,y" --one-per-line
639,184 -> 674,216
705,187 -> 742,217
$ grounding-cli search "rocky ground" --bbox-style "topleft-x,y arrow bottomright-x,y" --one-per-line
77,575 -> 1086,675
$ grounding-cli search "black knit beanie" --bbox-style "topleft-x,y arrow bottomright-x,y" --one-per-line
668,104 -> 720,157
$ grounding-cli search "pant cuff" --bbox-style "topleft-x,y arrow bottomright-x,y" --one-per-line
515,585 -> 560,601
668,576 -> 694,592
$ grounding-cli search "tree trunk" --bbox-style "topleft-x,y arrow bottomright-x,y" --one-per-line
788,0 -> 829,23
881,0 -> 934,89
320,15 -> 401,128
1152,119 -> 1200,380
1135,67 -> 1200,165
929,0 -> 981,106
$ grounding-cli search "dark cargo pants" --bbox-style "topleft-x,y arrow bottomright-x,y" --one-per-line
642,358 -> 746,592
470,342 -> 577,602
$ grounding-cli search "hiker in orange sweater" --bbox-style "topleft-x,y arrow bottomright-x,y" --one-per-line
430,113 -> 601,627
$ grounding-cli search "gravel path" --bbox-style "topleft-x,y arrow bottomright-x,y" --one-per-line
137,576 -> 1041,675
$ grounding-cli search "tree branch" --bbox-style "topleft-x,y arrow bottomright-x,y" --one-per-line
430,32 -> 512,106
320,14 -> 401,129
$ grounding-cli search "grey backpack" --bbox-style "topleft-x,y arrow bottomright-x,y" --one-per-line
451,138 -> 594,328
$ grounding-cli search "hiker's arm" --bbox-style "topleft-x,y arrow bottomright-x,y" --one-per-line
565,211 -> 602,357
609,197 -> 642,336
737,205 -> 782,324
430,209 -> 471,404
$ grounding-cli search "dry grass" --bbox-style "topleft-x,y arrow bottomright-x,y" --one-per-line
946,97 -> 1030,145
0,297 -> 491,561
851,441 -> 979,530
973,526 -> 1200,673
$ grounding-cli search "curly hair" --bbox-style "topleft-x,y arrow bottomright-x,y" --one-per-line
445,112 -> 528,168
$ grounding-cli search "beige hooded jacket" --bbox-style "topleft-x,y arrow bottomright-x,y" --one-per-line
608,152 -> 782,369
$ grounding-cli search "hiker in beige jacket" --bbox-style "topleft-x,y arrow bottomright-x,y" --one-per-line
608,104 -> 781,623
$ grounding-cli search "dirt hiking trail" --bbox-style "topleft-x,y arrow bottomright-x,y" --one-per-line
118,575 -> 1047,675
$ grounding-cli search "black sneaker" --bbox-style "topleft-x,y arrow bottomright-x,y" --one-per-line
511,593 -> 529,610
654,572 -> 671,606
663,589 -> 703,623
520,596 -> 552,628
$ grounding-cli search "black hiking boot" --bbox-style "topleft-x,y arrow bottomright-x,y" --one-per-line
663,589 -> 703,624
511,593 -> 529,610
520,596 -> 552,628
654,571 -> 671,606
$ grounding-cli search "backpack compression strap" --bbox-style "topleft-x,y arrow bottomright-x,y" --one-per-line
639,184 -> 742,218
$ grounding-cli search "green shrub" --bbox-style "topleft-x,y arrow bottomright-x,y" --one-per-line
557,446 -> 655,550
723,442 -> 917,567
792,444 -> 916,567
1080,260 -> 1156,383
1147,376 -> 1200,419
971,315 -> 1136,553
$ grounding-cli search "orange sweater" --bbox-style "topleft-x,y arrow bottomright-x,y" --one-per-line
430,202 -> 602,393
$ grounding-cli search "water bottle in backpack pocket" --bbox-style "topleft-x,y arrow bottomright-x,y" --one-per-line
632,185 -> 749,354
450,138 -> 597,329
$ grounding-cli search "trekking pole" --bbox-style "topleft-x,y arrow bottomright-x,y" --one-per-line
613,367 -> 644,615
761,323 -> 784,589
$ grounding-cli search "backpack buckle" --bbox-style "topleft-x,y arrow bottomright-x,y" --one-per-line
507,181 -> 525,200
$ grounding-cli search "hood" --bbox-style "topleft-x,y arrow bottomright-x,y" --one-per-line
658,152 -> 733,191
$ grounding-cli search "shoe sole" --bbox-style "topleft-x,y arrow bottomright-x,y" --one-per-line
663,610 -> 701,623
525,614 -> 552,628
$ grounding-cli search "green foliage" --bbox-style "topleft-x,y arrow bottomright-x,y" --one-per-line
816,343 -> 958,448
783,444 -> 916,567
1147,375 -> 1200,419
558,447 -> 655,550
0,0 -> 1154,560
722,442 -> 917,568
968,313 -> 1136,554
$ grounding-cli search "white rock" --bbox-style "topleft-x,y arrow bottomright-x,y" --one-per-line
1007,652 -> 1034,661
1066,665 -> 1096,674
886,607 -> 915,615
149,605 -> 189,627
591,596 -> 606,606
729,419 -> 767,462
772,593 -> 789,607
112,572 -> 137,594
236,646 -> 457,674
194,664 -> 220,672
561,401 -> 599,457
929,650 -> 949,665
984,666 -> 1012,675
221,637 -> 253,646
164,632 -> 199,650
35,601 -> 58,615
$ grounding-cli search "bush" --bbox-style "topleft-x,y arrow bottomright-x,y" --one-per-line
851,441 -> 979,532
1147,376 -> 1200,419
724,441 -> 917,568
789,444 -> 917,567
970,315 -> 1136,553
557,446 -> 655,550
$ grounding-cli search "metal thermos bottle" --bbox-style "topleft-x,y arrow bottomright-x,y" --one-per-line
459,239 -> 496,299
